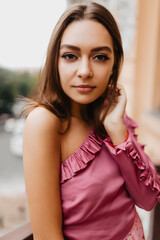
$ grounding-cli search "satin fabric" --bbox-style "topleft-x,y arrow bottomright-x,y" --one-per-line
60,113 -> 160,240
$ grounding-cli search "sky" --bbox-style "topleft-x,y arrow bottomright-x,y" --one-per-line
0,0 -> 67,70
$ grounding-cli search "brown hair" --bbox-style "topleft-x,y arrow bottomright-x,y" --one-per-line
20,2 -> 124,138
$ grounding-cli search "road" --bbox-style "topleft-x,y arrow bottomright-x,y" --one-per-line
0,125 -> 25,193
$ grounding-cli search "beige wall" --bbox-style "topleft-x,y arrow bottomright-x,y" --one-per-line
133,0 -> 160,165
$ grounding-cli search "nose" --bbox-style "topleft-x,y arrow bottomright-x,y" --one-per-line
77,57 -> 93,79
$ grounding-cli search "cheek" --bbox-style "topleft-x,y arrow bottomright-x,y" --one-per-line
98,70 -> 111,84
96,72 -> 112,95
58,65 -> 72,95
94,62 -> 113,77
58,62 -> 75,81
58,62 -> 67,86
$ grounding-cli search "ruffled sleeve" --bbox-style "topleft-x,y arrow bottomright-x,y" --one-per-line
104,112 -> 160,211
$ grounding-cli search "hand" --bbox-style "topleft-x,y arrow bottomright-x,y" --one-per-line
102,83 -> 127,132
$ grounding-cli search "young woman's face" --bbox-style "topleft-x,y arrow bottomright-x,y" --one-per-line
58,20 -> 114,105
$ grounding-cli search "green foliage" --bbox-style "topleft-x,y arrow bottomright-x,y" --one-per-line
0,66 -> 38,115
15,71 -> 38,97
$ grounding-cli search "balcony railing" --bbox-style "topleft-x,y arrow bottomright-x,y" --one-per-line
0,222 -> 33,240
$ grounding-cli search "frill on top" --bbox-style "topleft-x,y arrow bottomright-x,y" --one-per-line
104,113 -> 160,202
60,129 -> 103,184
60,113 -> 160,202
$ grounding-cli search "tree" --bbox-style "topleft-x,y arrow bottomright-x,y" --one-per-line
0,67 -> 38,115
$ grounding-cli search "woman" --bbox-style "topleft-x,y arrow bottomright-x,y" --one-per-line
22,2 -> 160,239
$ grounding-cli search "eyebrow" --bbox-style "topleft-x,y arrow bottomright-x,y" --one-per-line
60,44 -> 112,54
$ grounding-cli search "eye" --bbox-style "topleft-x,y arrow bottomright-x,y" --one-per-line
61,53 -> 77,61
93,54 -> 110,62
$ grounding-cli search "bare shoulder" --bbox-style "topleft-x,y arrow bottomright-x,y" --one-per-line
23,105 -> 61,168
23,106 -> 61,165
24,106 -> 61,135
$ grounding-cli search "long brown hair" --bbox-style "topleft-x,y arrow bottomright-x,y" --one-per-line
20,2 -> 124,138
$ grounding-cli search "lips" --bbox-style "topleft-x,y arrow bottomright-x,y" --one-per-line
76,85 -> 95,88
73,85 -> 96,93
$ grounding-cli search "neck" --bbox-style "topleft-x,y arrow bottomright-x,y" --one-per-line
71,101 -> 87,119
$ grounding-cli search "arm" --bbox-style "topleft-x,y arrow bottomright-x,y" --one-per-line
104,113 -> 160,211
102,84 -> 160,210
23,106 -> 64,240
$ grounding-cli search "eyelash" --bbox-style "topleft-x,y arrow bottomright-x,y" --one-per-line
61,53 -> 110,62
61,53 -> 77,60
93,54 -> 110,62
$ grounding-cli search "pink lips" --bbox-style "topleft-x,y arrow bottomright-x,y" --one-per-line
74,85 -> 95,93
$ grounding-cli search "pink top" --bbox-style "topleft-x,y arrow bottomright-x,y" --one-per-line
60,113 -> 160,240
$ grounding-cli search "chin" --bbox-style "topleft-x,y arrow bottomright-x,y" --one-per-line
74,97 -> 99,105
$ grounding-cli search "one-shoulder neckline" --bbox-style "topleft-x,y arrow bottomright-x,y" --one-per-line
60,127 -> 94,165
60,128 -> 103,183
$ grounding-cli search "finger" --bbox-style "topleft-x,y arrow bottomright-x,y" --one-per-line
116,83 -> 123,89
116,84 -> 126,96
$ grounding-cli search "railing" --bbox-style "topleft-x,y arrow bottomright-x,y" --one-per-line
0,222 -> 33,240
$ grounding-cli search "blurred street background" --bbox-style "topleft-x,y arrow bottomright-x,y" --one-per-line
0,0 -> 160,239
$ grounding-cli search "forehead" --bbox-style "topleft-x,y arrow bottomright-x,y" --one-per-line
60,20 -> 113,50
